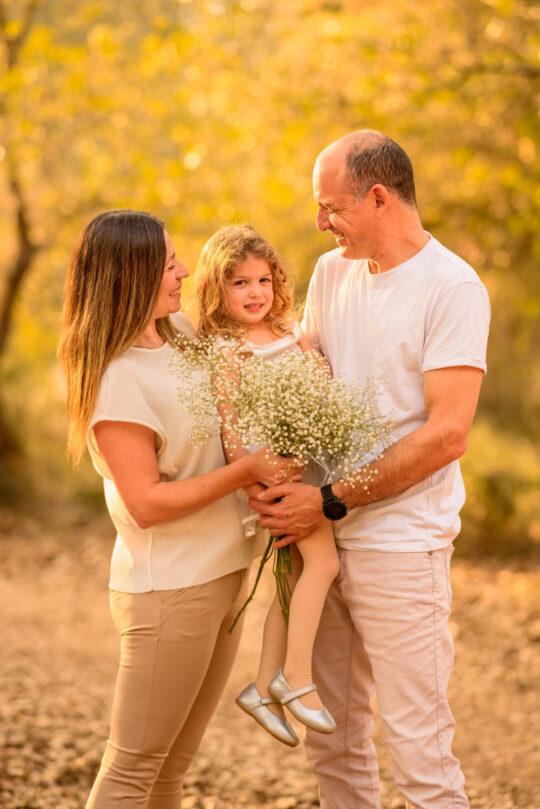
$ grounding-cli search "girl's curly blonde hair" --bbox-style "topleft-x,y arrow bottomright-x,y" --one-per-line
196,224 -> 295,340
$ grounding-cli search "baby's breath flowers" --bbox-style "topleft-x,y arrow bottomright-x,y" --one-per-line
170,333 -> 393,623
170,334 -> 392,483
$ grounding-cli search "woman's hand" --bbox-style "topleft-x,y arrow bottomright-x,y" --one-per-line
247,448 -> 305,489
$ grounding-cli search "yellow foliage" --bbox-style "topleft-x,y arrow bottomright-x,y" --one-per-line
0,0 -> 538,553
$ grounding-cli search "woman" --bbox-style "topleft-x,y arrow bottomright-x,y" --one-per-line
59,209 -> 300,808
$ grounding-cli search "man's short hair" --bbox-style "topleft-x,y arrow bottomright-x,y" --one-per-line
345,136 -> 417,207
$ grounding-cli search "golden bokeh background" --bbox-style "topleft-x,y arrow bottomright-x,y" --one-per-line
1,0 -> 539,556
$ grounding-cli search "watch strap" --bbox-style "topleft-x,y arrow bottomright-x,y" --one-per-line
321,483 -> 335,501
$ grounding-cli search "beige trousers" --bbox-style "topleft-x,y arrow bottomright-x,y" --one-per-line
86,569 -> 247,809
305,546 -> 469,809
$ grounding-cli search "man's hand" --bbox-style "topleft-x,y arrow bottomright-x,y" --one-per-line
248,481 -> 323,546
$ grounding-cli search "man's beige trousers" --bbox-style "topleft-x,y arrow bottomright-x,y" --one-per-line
305,546 -> 469,809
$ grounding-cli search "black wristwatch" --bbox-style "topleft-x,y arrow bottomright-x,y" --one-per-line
321,484 -> 348,521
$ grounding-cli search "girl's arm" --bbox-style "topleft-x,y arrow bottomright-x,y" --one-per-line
298,332 -> 320,354
218,396 -> 266,499
93,420 -> 300,530
213,344 -> 267,498
298,330 -> 332,375
222,437 -> 267,499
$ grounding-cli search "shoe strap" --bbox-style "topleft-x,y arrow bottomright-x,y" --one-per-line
260,696 -> 277,706
279,683 -> 317,705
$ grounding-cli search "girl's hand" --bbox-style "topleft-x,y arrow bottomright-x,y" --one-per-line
248,448 -> 305,489
244,481 -> 266,499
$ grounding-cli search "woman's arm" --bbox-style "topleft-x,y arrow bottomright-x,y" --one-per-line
93,420 -> 301,530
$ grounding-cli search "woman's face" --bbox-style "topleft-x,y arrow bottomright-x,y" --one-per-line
153,231 -> 189,319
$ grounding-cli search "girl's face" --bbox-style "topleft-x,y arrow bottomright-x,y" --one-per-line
225,254 -> 274,327
153,230 -> 190,319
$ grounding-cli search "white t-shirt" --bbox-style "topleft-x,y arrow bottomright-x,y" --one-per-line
88,313 -> 258,592
301,235 -> 490,552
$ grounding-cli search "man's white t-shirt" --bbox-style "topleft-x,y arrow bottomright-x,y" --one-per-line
301,235 -> 490,552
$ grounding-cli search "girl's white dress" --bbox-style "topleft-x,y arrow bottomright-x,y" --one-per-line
236,322 -> 303,537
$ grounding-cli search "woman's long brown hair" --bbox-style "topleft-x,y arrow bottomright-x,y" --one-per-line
59,209 -> 178,463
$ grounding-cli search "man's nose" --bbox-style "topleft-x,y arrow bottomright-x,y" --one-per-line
316,206 -> 329,231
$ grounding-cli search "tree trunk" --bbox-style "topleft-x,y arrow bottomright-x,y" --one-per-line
0,162 -> 38,358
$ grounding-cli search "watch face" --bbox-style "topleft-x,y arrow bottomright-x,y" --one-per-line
323,498 -> 348,520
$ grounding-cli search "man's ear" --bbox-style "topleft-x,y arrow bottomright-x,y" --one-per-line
370,184 -> 388,209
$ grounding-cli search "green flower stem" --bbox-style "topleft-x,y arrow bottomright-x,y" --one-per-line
273,545 -> 292,624
228,534 -> 294,632
228,532 -> 275,633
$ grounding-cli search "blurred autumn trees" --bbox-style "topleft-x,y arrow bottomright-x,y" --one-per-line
0,0 -> 539,554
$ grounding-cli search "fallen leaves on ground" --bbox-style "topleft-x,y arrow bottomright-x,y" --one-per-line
0,508 -> 539,809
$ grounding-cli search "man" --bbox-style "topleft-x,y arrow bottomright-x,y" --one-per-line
250,130 -> 490,809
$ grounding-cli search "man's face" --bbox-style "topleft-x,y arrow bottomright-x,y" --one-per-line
313,154 -> 376,260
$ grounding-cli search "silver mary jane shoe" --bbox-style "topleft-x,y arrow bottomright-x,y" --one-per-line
268,669 -> 337,734
235,682 -> 300,747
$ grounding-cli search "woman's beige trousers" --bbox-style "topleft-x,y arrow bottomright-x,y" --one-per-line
86,569 -> 247,809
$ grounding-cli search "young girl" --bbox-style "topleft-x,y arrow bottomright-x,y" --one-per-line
196,224 -> 340,747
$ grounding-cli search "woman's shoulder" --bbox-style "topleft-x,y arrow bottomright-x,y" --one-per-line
169,311 -> 197,339
97,341 -> 171,410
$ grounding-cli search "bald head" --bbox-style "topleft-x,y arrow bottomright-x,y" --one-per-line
316,130 -> 417,208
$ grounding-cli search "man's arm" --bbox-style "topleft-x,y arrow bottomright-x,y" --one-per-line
249,365 -> 484,543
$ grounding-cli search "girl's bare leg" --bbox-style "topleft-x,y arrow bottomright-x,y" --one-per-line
282,519 -> 339,710
254,545 -> 302,717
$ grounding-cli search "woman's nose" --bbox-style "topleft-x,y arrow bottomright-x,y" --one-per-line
176,261 -> 189,278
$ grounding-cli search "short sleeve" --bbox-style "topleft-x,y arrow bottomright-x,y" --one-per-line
423,282 -> 491,373
88,360 -> 168,474
301,263 -> 322,350
291,321 -> 302,342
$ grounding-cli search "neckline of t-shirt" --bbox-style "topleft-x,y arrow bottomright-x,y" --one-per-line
364,233 -> 433,281
245,322 -> 299,351
245,334 -> 297,355
129,341 -> 169,354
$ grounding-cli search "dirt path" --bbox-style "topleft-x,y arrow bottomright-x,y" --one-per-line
1,510 -> 539,809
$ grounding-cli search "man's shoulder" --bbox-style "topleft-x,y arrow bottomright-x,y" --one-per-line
314,248 -> 362,278
425,237 -> 485,288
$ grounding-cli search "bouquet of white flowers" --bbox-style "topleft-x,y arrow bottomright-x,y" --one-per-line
170,334 -> 393,625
